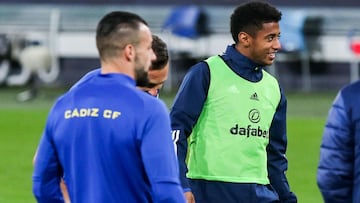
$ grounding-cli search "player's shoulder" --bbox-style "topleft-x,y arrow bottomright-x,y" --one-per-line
131,91 -> 168,116
70,68 -> 101,90
342,80 -> 360,93
188,61 -> 209,75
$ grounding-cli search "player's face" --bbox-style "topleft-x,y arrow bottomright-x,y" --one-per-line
247,22 -> 281,66
134,24 -> 156,81
139,62 -> 169,97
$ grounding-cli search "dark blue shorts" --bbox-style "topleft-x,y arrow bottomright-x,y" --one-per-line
190,179 -> 280,203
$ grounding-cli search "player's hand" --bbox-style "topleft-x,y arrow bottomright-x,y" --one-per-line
184,191 -> 195,203
60,179 -> 71,203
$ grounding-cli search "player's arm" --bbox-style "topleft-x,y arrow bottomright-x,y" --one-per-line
267,91 -> 297,203
33,142 -> 70,203
32,117 -> 64,203
170,62 -> 209,193
317,91 -> 353,202
140,100 -> 185,203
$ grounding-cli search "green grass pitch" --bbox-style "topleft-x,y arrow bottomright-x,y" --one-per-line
0,87 -> 336,202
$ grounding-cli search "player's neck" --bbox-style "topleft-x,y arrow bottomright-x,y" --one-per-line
100,58 -> 135,79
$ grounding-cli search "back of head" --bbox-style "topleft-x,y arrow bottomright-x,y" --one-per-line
230,1 -> 282,43
96,11 -> 148,60
150,35 -> 169,70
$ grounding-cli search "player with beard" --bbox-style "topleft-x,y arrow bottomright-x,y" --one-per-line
45,34 -> 170,203
136,35 -> 169,97
74,34 -> 169,98
32,11 -> 185,203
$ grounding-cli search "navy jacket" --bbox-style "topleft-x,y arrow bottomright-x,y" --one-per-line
170,45 -> 297,202
317,80 -> 360,203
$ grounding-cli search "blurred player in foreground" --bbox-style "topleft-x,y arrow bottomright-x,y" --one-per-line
32,11 -> 184,203
56,34 -> 170,203
317,79 -> 360,202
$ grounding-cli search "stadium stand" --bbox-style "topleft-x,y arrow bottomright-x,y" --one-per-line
1,4 -> 360,91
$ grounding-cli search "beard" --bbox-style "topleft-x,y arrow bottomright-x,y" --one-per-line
135,68 -> 149,87
134,51 -> 151,87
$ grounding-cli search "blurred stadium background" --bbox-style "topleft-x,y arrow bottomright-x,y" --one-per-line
1,0 -> 360,202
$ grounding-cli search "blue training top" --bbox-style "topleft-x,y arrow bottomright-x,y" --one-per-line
32,72 -> 185,203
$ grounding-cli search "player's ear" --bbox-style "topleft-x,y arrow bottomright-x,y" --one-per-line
238,32 -> 250,48
124,44 -> 135,61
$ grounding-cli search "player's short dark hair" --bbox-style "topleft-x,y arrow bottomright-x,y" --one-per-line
150,35 -> 168,70
230,1 -> 282,43
96,11 -> 148,59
